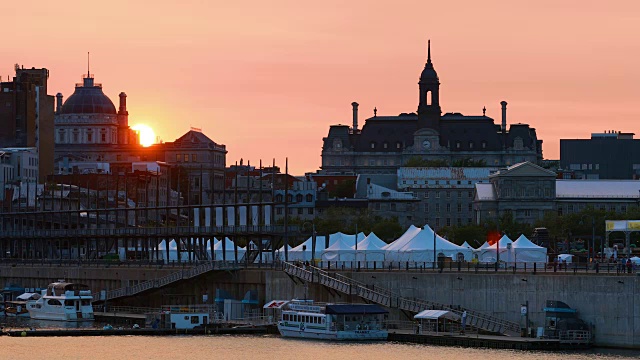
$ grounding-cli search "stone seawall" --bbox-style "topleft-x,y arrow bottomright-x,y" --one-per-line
267,270 -> 640,348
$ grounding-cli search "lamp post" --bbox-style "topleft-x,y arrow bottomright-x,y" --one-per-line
580,215 -> 596,263
433,225 -> 437,270
302,221 -> 316,264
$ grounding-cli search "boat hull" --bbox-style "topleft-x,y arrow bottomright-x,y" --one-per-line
278,324 -> 387,341
27,307 -> 94,322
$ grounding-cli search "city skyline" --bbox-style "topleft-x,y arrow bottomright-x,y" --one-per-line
4,0 -> 640,174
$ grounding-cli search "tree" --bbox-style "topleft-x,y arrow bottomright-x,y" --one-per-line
404,156 -> 448,167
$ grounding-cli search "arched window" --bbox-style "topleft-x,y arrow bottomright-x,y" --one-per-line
286,194 -> 293,202
481,141 -> 487,149
455,141 -> 461,149
306,194 -> 313,202
426,90 -> 432,105
296,194 -> 303,203
396,142 -> 402,149
275,194 -> 283,202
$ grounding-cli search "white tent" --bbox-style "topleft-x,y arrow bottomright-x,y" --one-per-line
461,241 -> 475,250
354,233 -> 387,267
557,254 -> 574,263
630,256 -> 640,265
386,225 -> 472,262
289,232 -> 365,261
478,235 -> 513,262
321,237 -> 356,264
478,241 -> 491,250
383,225 -> 422,252
213,237 -> 246,261
511,234 -> 547,263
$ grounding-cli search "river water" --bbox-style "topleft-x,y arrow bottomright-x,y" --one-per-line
0,334 -> 638,360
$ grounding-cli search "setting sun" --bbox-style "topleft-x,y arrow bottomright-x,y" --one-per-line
131,124 -> 156,147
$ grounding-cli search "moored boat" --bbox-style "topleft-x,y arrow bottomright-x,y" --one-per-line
26,281 -> 94,321
277,299 -> 388,341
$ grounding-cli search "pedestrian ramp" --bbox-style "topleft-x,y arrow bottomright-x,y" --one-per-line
282,262 -> 521,336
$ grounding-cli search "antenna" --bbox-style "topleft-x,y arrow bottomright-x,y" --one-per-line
87,52 -> 90,77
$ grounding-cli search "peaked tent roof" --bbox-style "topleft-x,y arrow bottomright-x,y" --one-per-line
479,241 -> 491,249
488,234 -> 513,249
356,233 -> 387,250
324,237 -> 357,251
461,241 -> 474,250
384,225 -> 422,250
511,234 -> 545,249
397,225 -> 465,251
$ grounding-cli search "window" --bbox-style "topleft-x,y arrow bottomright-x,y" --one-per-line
424,192 -> 429,199
568,204 -> 574,213
457,218 -> 462,226
383,142 -> 388,149
87,133 -> 93,142
308,208 -> 314,214
276,208 -> 282,215
370,142 -> 376,149
184,154 -> 189,162
287,194 -> 292,202
296,194 -> 303,202
446,191 -> 451,199
481,141 -> 487,149
558,207 -> 563,216
457,203 -> 462,212
455,141 -> 461,149
191,316 -> 200,324
192,154 -> 197,162
306,194 -> 313,202
468,191 -> 473,197
73,132 -> 78,142
446,218 -> 451,226
424,204 -> 429,212
176,154 -> 181,162
446,204 -> 451,212
524,210 -> 532,217
396,142 -> 402,149
435,218 -> 440,227
435,191 -> 440,199
275,194 -> 283,202
298,208 -> 303,215
469,141 -> 474,149
435,204 -> 440,212
468,203 -> 472,211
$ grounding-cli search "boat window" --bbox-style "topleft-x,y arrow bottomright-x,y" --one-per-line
191,316 -> 199,324
47,299 -> 62,306
81,300 -> 90,306
322,318 -> 325,324
64,300 -> 74,306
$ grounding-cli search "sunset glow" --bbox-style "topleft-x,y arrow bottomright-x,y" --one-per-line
132,124 -> 156,147
4,1 -> 640,173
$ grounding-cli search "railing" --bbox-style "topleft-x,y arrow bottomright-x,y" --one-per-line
558,330 -> 592,344
0,225 -> 301,239
94,305 -> 161,314
283,262 -> 521,335
93,261 -> 242,302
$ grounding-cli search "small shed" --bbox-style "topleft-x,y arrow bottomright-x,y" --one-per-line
414,310 -> 461,335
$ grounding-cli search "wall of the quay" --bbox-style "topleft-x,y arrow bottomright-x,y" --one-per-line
267,270 -> 640,349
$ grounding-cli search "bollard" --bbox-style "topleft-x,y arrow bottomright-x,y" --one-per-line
533,262 -> 537,274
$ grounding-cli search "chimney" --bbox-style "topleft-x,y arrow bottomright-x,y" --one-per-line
119,92 -> 128,114
56,93 -> 63,114
500,101 -> 507,133
351,102 -> 359,131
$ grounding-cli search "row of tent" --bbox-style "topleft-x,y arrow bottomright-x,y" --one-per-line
285,225 -> 547,264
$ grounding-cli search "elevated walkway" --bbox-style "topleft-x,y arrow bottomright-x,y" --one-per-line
282,262 -> 521,336
93,261 -> 242,303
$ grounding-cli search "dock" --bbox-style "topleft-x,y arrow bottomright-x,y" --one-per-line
3,325 -> 277,337
388,331 -> 591,351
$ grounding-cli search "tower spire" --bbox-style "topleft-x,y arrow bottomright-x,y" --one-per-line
427,39 -> 431,64
87,52 -> 90,78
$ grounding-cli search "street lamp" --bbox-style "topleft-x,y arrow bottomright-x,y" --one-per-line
302,221 -> 316,264
579,215 -> 596,263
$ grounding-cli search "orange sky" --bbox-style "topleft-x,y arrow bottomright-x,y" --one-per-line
4,0 -> 640,174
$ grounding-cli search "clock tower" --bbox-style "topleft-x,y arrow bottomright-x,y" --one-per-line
417,40 -> 441,131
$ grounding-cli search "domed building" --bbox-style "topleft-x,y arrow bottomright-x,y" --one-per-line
54,72 -> 140,167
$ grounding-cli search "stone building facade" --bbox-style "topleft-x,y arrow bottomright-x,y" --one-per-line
321,42 -> 542,175
474,162 -> 640,225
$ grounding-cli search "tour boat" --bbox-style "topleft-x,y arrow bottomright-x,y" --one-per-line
277,299 -> 388,341
26,281 -> 94,321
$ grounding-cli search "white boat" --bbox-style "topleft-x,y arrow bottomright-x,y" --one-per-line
26,281 -> 94,321
277,299 -> 388,341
